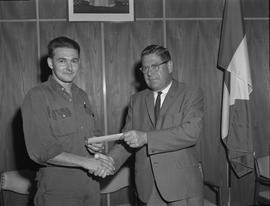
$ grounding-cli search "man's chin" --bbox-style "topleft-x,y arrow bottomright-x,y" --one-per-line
52,74 -> 75,84
62,79 -> 74,83
61,76 -> 76,83
57,77 -> 74,84
148,83 -> 161,91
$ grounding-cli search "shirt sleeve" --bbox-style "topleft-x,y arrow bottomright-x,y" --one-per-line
22,89 -> 64,165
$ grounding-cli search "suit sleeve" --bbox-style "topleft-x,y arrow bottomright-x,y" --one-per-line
108,96 -> 134,171
147,88 -> 204,155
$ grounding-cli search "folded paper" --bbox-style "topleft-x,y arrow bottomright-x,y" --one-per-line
86,133 -> 123,143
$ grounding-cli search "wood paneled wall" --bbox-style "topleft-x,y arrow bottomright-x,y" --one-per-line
0,0 -> 269,205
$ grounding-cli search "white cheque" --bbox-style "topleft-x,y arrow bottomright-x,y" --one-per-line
86,133 -> 123,143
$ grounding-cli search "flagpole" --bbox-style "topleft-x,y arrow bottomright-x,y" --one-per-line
227,161 -> 231,206
218,0 -> 253,204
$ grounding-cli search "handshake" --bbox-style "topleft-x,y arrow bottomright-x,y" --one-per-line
84,130 -> 147,178
84,142 -> 115,178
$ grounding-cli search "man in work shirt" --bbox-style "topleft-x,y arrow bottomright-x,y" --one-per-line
22,36 -> 114,206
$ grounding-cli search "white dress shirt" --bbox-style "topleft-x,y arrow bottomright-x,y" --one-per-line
153,81 -> 172,108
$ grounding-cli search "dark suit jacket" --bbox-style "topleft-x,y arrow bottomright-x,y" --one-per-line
109,79 -> 204,202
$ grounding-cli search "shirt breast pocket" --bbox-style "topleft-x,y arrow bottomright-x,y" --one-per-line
50,108 -> 76,137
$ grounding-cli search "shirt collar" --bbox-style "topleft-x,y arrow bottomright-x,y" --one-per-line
154,81 -> 172,95
48,75 -> 77,94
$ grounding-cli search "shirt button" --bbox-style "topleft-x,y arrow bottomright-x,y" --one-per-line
69,99 -> 72,102
62,114 -> 66,118
61,88 -> 64,91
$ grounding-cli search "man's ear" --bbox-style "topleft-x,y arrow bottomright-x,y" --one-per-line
47,57 -> 53,70
168,60 -> 173,73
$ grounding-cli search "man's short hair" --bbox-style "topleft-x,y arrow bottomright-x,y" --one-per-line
141,45 -> 171,62
48,36 -> 80,58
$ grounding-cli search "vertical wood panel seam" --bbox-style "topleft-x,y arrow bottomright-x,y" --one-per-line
267,58 -> 270,113
101,21 -> 111,206
163,0 -> 166,47
101,23 -> 108,139
36,0 -> 40,62
36,0 -> 41,93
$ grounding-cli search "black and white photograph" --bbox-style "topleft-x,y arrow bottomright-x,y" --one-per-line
0,0 -> 269,206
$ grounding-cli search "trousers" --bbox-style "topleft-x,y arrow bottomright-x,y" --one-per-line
34,167 -> 100,206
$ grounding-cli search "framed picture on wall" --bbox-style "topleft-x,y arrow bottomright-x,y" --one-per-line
68,0 -> 134,22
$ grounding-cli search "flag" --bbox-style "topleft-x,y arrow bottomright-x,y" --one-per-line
217,0 -> 253,178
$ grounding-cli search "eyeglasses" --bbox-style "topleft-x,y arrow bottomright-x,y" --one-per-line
139,60 -> 169,74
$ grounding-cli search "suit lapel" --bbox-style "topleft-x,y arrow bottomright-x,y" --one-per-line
159,80 -> 179,118
145,91 -> 155,127
145,80 -> 180,128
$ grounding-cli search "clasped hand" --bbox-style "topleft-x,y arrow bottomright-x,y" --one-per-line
84,131 -> 147,179
86,153 -> 115,178
85,138 -> 114,178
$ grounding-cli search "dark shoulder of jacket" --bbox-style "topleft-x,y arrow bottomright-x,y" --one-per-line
132,88 -> 151,99
174,79 -> 202,93
178,82 -> 203,99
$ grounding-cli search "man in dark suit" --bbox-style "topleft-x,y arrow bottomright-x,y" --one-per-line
109,44 -> 204,206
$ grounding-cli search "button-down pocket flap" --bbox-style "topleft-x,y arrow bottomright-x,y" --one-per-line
50,108 -> 75,137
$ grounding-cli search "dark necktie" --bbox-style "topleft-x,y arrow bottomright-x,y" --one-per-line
154,91 -> 162,125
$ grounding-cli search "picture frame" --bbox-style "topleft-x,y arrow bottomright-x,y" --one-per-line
68,0 -> 134,22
